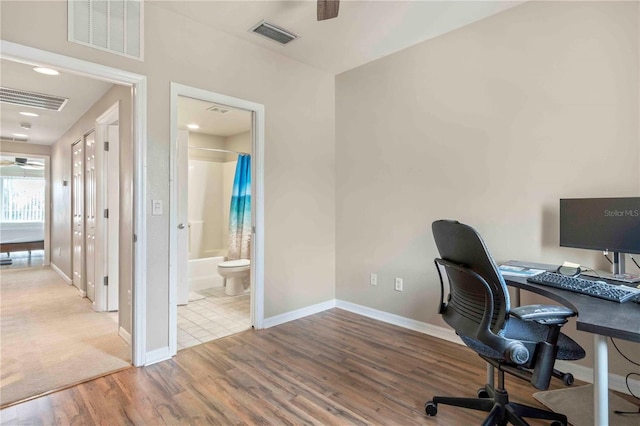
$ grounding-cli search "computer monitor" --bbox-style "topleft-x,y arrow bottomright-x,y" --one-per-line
560,197 -> 640,282
559,197 -> 640,255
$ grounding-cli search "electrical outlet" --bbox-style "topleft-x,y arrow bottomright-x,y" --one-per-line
394,277 -> 403,291
370,273 -> 377,286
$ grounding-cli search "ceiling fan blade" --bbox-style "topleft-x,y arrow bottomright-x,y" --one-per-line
317,0 -> 339,21
0,160 -> 15,167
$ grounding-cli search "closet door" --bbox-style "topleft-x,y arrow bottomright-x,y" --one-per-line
85,131 -> 97,303
72,140 -> 84,292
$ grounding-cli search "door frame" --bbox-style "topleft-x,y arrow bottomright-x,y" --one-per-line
0,40 -> 148,367
169,82 -> 265,356
95,102 -> 120,312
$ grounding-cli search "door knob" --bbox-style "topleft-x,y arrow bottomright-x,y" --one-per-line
178,223 -> 186,229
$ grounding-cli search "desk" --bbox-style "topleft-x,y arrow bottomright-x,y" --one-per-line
504,274 -> 640,426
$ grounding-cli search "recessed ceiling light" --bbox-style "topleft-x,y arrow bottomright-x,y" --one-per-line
13,133 -> 29,138
33,67 -> 60,76
187,124 -> 200,130
19,111 -> 39,117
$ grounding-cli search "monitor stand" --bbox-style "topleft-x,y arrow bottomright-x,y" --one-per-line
608,252 -> 640,284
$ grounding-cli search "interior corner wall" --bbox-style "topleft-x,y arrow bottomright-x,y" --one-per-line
1,1 -> 336,352
336,1 -> 639,374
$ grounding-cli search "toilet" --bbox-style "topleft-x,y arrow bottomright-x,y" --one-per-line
217,259 -> 250,296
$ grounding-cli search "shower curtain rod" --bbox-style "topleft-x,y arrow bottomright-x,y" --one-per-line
188,146 -> 249,155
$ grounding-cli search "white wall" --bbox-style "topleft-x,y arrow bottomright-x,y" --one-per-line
1,1 -> 336,352
335,1 -> 639,374
1,141 -> 51,158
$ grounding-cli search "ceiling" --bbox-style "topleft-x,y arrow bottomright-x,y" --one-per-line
1,1 -> 524,147
153,0 -> 524,75
0,59 -> 113,145
178,96 -> 252,137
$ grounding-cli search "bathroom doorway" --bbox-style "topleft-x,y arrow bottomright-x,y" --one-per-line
169,84 -> 265,355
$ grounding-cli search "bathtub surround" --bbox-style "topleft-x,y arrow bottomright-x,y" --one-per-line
227,154 -> 251,261
188,256 -> 225,292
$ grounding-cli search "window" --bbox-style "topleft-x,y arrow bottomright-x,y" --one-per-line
0,177 -> 45,222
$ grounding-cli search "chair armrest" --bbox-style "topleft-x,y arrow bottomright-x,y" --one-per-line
510,304 -> 576,325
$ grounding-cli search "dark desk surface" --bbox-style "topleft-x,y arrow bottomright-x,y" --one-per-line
505,275 -> 640,343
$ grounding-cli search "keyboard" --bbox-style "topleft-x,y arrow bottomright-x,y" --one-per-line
527,272 -> 640,303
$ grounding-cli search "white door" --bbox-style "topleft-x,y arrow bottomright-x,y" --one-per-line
107,124 -> 120,311
176,130 -> 189,305
85,131 -> 97,303
72,140 -> 84,293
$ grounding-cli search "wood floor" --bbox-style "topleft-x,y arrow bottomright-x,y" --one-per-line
1,309 -> 572,425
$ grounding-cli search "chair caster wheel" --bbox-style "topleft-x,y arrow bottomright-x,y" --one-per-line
562,373 -> 574,386
550,421 -> 566,426
477,387 -> 490,398
425,401 -> 437,416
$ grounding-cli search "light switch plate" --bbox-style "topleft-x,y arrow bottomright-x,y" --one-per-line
152,200 -> 163,216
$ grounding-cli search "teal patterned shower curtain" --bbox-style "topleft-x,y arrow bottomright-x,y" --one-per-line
228,154 -> 251,260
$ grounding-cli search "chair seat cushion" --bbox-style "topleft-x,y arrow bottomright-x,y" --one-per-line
460,316 -> 586,361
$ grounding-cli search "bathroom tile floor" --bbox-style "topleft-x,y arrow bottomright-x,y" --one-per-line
177,286 -> 251,350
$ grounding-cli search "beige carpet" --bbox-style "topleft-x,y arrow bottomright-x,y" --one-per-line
0,267 -> 130,407
534,384 -> 640,426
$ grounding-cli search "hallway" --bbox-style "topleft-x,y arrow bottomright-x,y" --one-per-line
0,267 -> 130,407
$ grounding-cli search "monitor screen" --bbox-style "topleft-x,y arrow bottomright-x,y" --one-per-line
559,197 -> 640,254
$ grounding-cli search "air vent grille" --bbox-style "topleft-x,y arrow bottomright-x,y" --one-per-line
1,135 -> 29,143
250,21 -> 298,45
206,105 -> 230,114
68,0 -> 143,59
0,87 -> 69,111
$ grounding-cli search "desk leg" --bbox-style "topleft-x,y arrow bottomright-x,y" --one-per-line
593,335 -> 608,426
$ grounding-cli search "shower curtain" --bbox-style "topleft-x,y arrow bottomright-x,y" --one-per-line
228,154 -> 251,260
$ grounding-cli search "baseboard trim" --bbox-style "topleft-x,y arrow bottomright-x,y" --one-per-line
145,347 -> 171,366
335,300 -> 636,396
119,326 -> 132,346
335,300 -> 463,346
554,360 -> 640,395
263,299 -> 337,328
50,262 -> 72,285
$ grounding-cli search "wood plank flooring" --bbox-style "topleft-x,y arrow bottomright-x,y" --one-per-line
1,309 -> 575,425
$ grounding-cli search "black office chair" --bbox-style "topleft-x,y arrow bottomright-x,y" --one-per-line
425,220 -> 586,426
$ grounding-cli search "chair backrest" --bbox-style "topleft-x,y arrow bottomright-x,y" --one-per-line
432,220 -> 510,338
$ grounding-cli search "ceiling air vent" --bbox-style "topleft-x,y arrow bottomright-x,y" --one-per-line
1,135 -> 29,143
0,87 -> 68,111
206,105 -> 230,114
250,21 -> 298,45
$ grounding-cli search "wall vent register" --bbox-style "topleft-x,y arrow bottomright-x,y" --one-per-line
68,0 -> 143,60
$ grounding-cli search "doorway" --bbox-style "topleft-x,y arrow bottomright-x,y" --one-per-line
0,40 -> 147,368
169,83 -> 265,355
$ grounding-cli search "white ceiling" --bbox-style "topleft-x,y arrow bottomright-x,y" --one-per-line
153,0 -> 524,75
178,96 -> 252,137
0,59 -> 113,145
1,1 -> 524,147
